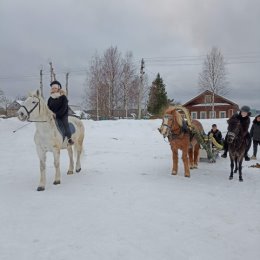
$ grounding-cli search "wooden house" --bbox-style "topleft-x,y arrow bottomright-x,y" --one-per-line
183,90 -> 239,119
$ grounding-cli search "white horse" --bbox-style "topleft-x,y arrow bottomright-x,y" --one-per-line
17,90 -> 85,191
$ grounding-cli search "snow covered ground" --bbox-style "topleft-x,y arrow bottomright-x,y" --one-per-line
1,117 -> 260,260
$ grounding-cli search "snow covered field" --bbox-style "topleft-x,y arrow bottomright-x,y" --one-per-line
1,117 -> 260,260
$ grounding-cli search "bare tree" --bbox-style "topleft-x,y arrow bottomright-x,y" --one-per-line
84,47 -> 148,119
120,51 -> 136,117
86,54 -> 105,119
198,47 -> 229,117
103,46 -> 122,117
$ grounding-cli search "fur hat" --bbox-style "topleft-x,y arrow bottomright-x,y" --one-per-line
240,105 -> 250,113
50,80 -> 62,89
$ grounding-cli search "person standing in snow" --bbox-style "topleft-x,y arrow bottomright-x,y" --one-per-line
221,105 -> 251,161
47,80 -> 74,145
250,114 -> 260,160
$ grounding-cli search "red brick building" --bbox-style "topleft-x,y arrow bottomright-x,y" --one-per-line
183,90 -> 239,119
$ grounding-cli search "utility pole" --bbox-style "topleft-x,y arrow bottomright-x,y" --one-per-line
40,69 -> 44,98
49,62 -> 54,82
96,85 -> 99,121
138,58 -> 145,119
65,72 -> 69,97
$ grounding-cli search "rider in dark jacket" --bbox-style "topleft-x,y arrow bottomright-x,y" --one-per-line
47,80 -> 74,145
221,105 -> 251,161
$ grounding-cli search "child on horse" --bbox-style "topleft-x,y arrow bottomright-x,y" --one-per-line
47,80 -> 74,145
221,105 -> 251,161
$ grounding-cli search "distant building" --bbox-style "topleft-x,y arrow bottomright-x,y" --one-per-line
0,106 -> 5,116
6,100 -> 24,117
183,90 -> 239,119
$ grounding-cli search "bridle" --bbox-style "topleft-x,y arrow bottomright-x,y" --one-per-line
161,113 -> 183,139
20,96 -> 47,122
227,121 -> 241,143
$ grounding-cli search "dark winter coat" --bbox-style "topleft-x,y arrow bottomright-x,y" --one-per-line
228,112 -> 250,137
208,129 -> 223,144
47,92 -> 68,119
250,116 -> 260,141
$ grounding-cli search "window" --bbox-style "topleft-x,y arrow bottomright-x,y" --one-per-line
228,109 -> 234,117
200,111 -> 207,119
209,111 -> 216,119
219,111 -> 226,118
191,112 -> 197,119
205,95 -> 212,103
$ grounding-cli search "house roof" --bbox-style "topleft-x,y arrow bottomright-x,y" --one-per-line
182,90 -> 238,107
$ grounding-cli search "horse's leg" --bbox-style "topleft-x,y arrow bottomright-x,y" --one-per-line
53,149 -> 61,185
171,147 -> 178,175
182,147 -> 190,178
67,145 -> 74,175
75,135 -> 84,172
193,143 -> 200,168
234,157 -> 238,173
188,146 -> 194,169
36,147 -> 46,191
229,158 -> 234,180
238,159 -> 243,182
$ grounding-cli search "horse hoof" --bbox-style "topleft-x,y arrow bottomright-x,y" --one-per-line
76,168 -> 81,173
67,171 -> 74,175
53,180 -> 61,185
190,166 -> 194,169
239,178 -> 243,182
172,171 -> 177,175
185,175 -> 190,178
37,186 -> 45,191
229,176 -> 233,180
193,165 -> 198,169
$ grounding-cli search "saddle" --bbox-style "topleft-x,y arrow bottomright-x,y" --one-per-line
54,118 -> 76,141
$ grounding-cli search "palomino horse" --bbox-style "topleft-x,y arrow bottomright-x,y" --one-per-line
159,106 -> 204,177
226,117 -> 246,182
17,90 -> 85,191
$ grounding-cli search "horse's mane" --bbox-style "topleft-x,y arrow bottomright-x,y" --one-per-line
164,106 -> 183,127
29,90 -> 53,118
227,117 -> 240,130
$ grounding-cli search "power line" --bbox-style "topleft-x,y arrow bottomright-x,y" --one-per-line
0,52 -> 260,81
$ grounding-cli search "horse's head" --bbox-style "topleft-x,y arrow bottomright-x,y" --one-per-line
158,107 -> 183,138
17,90 -> 43,122
227,118 -> 241,144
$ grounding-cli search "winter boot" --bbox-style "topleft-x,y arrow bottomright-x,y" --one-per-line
221,151 -> 227,158
244,154 -> 250,161
68,138 -> 74,145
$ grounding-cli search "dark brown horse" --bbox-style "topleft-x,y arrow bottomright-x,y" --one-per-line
159,106 -> 204,177
227,117 -> 246,181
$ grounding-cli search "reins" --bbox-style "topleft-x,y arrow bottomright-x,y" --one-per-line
20,96 -> 47,123
13,122 -> 32,133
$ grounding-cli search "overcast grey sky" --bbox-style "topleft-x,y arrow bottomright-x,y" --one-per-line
1,0 -> 260,108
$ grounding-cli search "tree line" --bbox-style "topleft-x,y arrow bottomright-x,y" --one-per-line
0,46 -> 228,119
83,46 -> 228,119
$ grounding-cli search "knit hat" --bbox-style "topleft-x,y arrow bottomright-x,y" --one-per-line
50,80 -> 62,89
212,124 -> 217,127
240,105 -> 250,113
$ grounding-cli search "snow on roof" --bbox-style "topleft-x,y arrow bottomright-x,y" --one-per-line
193,103 -> 230,107
16,100 -> 24,105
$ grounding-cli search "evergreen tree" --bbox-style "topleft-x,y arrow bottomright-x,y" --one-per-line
147,73 -> 168,115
